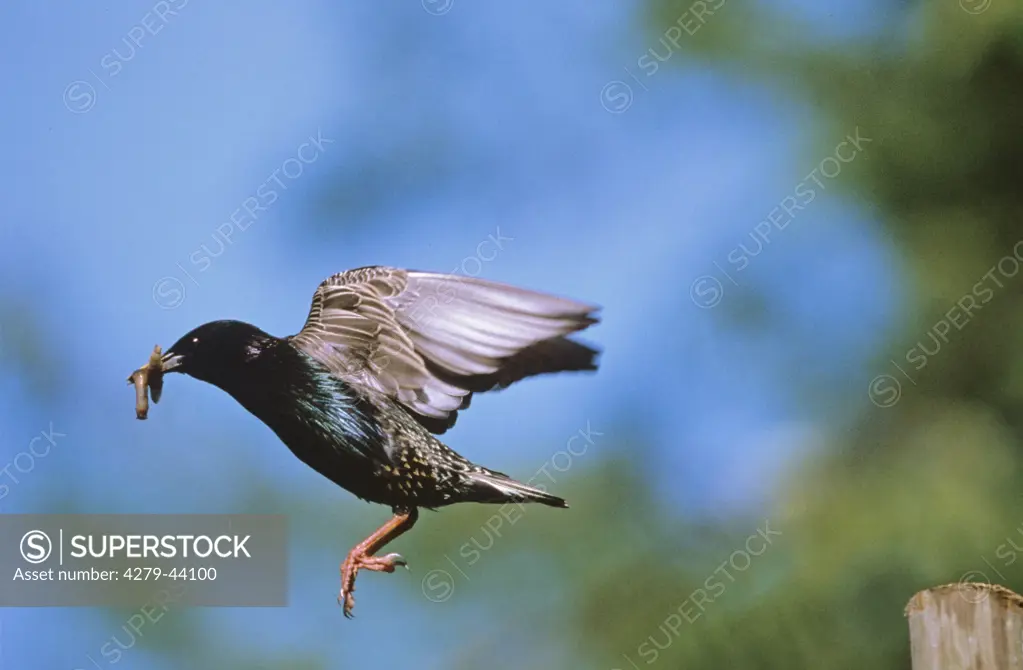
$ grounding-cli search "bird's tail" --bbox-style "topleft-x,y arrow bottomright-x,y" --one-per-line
465,469 -> 568,508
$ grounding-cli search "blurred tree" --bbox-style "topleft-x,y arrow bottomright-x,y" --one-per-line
492,1 -> 1023,667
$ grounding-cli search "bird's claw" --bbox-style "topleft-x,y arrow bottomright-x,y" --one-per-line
338,552 -> 409,618
338,590 -> 356,619
379,552 -> 408,571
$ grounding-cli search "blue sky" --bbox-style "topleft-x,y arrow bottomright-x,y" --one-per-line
0,1 -> 896,667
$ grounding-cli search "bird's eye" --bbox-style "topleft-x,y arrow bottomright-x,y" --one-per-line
192,337 -> 200,344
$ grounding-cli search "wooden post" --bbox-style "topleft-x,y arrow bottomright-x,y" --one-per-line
907,582 -> 1023,669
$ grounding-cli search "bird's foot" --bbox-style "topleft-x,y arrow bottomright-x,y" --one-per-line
337,551 -> 408,618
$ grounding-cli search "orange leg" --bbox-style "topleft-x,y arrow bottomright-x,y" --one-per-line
338,508 -> 418,618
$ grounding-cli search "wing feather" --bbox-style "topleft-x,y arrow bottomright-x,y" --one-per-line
289,266 -> 600,433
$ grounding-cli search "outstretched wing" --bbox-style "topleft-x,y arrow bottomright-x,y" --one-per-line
288,266 -> 600,433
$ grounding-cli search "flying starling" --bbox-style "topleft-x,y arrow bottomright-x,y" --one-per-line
141,266 -> 600,616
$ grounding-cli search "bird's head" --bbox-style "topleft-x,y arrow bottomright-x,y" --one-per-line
160,320 -> 274,388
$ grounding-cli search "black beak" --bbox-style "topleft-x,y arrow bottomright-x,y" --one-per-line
160,351 -> 184,372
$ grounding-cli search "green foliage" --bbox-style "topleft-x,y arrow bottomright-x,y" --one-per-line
536,1 -> 1023,667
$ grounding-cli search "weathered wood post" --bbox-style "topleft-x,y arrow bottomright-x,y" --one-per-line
907,582 -> 1023,669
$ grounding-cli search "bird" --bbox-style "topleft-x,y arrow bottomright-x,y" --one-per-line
149,266 -> 600,617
